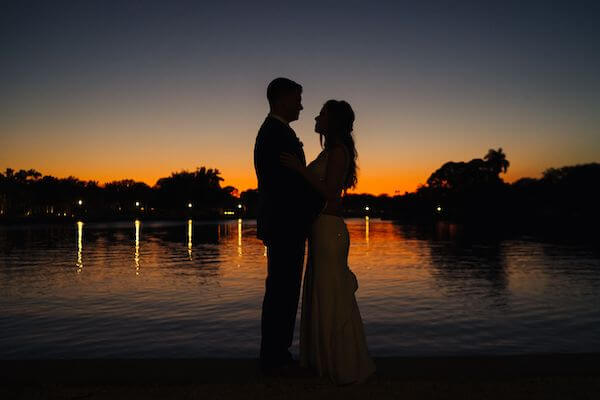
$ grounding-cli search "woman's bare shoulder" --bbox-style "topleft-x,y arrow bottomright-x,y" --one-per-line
327,145 -> 349,162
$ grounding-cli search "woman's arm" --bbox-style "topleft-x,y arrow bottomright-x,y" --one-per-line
280,146 -> 347,202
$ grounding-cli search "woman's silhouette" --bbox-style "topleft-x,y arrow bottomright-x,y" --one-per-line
281,100 -> 376,384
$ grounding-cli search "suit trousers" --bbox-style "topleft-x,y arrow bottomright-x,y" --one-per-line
259,236 -> 306,368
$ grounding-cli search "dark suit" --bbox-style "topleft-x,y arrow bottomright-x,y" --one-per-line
254,116 -> 323,368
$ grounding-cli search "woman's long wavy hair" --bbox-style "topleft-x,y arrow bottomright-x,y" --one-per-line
319,99 -> 358,191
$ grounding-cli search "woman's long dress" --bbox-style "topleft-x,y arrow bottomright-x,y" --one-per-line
299,150 -> 376,384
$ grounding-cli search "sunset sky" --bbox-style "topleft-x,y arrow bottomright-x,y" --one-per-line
2,1 -> 599,195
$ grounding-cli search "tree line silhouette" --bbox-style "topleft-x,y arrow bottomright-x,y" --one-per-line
361,149 -> 600,235
2,149 -> 599,233
0,167 -> 239,220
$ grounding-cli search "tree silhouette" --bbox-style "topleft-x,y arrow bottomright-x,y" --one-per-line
0,166 -> 238,218
154,167 -> 228,212
484,148 -> 510,175
426,149 -> 509,192
418,149 -> 512,222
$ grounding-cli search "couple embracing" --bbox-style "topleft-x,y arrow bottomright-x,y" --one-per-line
254,77 -> 375,385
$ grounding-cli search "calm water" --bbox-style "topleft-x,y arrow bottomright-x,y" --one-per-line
1,219 -> 599,359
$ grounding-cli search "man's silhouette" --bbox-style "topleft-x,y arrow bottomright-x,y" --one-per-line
254,77 -> 323,372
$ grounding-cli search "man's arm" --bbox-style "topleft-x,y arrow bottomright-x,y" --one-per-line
280,146 -> 347,202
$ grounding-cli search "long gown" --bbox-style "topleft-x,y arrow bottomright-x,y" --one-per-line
299,150 -> 376,385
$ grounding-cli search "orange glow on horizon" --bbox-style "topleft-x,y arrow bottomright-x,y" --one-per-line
2,167 -> 428,195
0,165 -> 541,197
2,100 -> 596,196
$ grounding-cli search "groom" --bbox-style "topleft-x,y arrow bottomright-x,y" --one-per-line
254,77 -> 324,372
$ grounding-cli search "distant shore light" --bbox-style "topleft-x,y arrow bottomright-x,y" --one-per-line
188,203 -> 193,208
78,200 -> 83,205
365,206 -> 370,211
237,204 -> 242,209
135,201 -> 140,207
436,205 -> 442,212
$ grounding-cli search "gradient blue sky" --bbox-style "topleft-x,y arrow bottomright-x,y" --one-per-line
2,1 -> 599,194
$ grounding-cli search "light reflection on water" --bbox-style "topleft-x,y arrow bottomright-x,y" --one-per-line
0,218 -> 599,359
135,220 -> 140,275
76,221 -> 83,274
187,219 -> 192,261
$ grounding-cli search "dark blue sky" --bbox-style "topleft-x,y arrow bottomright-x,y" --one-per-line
2,1 -> 599,193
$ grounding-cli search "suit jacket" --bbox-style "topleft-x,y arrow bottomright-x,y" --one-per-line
254,116 -> 325,244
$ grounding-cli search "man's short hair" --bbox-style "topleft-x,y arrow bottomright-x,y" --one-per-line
267,77 -> 302,107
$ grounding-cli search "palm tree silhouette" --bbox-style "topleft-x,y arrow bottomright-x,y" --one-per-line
484,148 -> 510,175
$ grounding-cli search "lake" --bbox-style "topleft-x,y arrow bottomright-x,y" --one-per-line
1,218 -> 599,359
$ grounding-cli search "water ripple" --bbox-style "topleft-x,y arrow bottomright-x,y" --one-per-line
1,219 -> 599,359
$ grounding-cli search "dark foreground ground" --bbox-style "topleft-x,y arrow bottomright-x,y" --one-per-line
2,354 -> 600,399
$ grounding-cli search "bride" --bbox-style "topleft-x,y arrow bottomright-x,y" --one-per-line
280,99 -> 376,384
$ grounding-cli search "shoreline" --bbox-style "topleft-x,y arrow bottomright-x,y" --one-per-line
2,355 -> 599,399
3,354 -> 600,383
